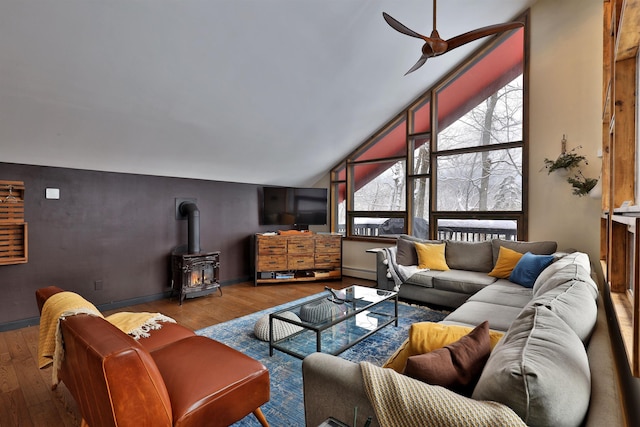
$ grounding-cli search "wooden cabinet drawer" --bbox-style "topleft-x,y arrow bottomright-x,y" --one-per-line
287,237 -> 314,254
315,236 -> 341,253
314,253 -> 341,269
287,255 -> 314,270
254,233 -> 342,285
257,255 -> 287,271
257,236 -> 287,255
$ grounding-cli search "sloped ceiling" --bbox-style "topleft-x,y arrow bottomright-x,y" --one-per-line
0,0 -> 537,186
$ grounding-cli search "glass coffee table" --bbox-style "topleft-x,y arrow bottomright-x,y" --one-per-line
269,285 -> 398,359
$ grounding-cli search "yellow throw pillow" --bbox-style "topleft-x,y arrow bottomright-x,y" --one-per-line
384,338 -> 411,372
488,246 -> 523,278
383,322 -> 504,373
414,242 -> 449,271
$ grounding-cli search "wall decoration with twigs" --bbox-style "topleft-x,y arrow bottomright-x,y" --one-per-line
541,135 -> 599,197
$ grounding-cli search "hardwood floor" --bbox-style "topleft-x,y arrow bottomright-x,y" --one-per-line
0,277 -> 374,427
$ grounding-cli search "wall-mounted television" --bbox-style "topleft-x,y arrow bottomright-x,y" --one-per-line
261,186 -> 328,227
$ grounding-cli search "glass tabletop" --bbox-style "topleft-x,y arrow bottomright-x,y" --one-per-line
269,285 -> 398,358
272,285 -> 396,328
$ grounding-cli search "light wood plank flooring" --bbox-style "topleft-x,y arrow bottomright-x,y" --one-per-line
0,277 -> 374,427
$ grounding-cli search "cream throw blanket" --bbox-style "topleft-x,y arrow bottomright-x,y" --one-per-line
360,362 -> 526,427
38,291 -> 175,386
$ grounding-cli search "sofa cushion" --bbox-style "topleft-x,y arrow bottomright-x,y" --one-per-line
533,258 -> 598,298
404,269 -> 441,288
472,305 -> 591,427
445,240 -> 493,273
152,336 -> 270,426
488,246 -> 523,279
491,239 -> 558,266
432,270 -> 497,294
137,322 -> 197,352
396,235 -> 441,266
468,281 -> 533,308
404,321 -> 491,396
509,252 -> 555,288
442,300 -> 523,332
534,263 -> 598,299
530,279 -> 598,342
532,252 -> 591,292
396,237 -> 419,266
415,242 -> 450,271
398,234 -> 438,244
383,322 -> 504,373
405,269 -> 498,292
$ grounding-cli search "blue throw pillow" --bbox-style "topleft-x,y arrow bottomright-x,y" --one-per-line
510,252 -> 555,288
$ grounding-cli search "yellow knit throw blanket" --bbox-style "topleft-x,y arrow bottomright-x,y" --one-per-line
37,292 -> 102,369
105,311 -> 176,339
38,291 -> 176,386
359,362 -> 526,427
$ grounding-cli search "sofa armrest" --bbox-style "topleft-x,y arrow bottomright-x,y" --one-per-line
35,286 -> 65,314
60,315 -> 174,427
302,353 -> 379,427
375,250 -> 395,291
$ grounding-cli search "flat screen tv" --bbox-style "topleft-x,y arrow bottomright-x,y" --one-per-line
261,186 -> 328,227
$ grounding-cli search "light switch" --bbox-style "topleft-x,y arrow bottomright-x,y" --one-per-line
45,188 -> 60,199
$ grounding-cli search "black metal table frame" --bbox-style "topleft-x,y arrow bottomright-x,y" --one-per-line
268,287 -> 398,359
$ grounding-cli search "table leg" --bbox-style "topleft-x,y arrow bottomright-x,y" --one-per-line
394,294 -> 399,326
269,315 -> 274,356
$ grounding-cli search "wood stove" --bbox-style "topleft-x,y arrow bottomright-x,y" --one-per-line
171,248 -> 221,305
171,200 -> 221,304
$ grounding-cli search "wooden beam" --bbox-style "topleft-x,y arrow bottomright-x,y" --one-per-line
613,57 -> 637,207
616,0 -> 640,60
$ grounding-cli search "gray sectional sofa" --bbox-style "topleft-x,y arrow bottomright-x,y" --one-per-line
376,235 -> 558,308
303,250 -> 624,426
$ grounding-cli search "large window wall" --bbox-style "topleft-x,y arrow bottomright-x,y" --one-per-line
332,14 -> 528,242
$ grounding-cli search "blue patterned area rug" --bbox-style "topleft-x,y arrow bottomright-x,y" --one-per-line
196,293 -> 447,427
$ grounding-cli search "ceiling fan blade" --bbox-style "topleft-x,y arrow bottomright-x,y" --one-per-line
405,55 -> 428,75
382,12 -> 428,40
446,22 -> 523,51
384,2 -> 523,76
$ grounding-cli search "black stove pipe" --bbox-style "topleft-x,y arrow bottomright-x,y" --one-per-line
179,201 -> 200,254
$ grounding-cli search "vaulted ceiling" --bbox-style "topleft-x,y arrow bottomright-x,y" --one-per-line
0,0 -> 537,186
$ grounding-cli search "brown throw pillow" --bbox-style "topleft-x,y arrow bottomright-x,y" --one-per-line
403,321 -> 491,396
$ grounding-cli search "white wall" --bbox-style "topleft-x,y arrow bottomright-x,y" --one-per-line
340,0 -> 604,280
528,0 -> 602,262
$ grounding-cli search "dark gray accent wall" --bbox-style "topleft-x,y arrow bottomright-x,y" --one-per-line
0,162 -> 278,328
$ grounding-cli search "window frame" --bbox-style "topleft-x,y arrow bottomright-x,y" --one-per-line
331,11 -> 529,242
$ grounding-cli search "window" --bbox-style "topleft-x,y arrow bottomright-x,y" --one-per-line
332,15 -> 528,242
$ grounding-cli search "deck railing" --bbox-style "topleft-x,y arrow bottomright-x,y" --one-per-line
338,222 -> 517,241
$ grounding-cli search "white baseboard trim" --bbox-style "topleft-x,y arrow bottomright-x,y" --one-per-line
342,266 -> 376,281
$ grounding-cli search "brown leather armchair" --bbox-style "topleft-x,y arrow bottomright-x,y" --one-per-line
36,286 -> 270,427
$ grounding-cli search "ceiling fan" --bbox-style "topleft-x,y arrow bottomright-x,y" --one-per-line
383,0 -> 524,75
